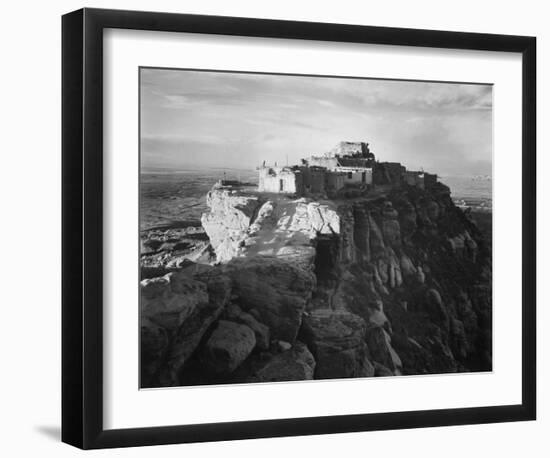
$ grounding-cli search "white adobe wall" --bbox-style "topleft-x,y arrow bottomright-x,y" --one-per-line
259,172 -> 297,193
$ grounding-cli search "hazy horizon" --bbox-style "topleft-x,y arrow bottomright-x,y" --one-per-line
140,68 -> 492,177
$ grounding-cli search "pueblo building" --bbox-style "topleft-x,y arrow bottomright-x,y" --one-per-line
257,141 -> 437,196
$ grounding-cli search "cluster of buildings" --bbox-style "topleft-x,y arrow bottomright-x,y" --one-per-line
257,141 -> 437,197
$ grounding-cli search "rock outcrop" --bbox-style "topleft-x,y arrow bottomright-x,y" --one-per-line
365,326 -> 402,375
201,187 -> 263,263
202,183 -> 339,268
225,304 -> 270,350
140,268 -> 232,387
140,225 -> 213,277
301,309 -> 375,379
200,320 -> 256,374
246,341 -> 316,382
223,257 -> 316,342
141,180 -> 492,387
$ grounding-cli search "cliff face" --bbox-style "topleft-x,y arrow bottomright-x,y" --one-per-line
141,182 -> 492,387
320,184 -> 492,375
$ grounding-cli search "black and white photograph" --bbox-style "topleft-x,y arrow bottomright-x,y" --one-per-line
139,68 -> 493,388
0,0 -> 543,454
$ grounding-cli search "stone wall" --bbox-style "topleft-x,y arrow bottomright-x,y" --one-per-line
300,166 -> 326,194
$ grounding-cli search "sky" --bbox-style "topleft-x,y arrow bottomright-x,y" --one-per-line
140,68 -> 492,176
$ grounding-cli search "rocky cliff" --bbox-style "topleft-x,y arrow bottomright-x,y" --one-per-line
141,182 -> 492,387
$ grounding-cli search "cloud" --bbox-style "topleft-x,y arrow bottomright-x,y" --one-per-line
321,80 -> 492,113
140,68 -> 492,175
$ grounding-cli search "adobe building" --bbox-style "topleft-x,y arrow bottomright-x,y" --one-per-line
256,141 -> 437,197
306,141 -> 375,188
258,165 -> 304,194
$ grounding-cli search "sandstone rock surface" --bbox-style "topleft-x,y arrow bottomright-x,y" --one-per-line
224,257 -> 316,342
140,269 -> 231,386
201,320 -> 256,374
201,186 -> 263,263
142,179 -> 492,387
202,187 -> 340,268
140,272 -> 209,329
247,341 -> 316,382
225,304 -> 270,350
302,309 -> 374,379
366,326 -> 402,374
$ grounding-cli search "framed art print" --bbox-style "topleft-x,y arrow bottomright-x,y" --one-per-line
62,8 -> 536,449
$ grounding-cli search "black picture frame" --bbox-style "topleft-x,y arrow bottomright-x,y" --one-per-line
62,7 -> 536,450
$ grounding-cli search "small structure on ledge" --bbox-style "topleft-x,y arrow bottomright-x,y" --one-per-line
258,165 -> 304,194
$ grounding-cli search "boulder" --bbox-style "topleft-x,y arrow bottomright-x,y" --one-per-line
157,271 -> 232,383
140,272 -> 209,330
224,257 -> 315,342
247,341 -> 316,382
225,304 -> 270,350
302,309 -> 374,379
200,320 -> 256,374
